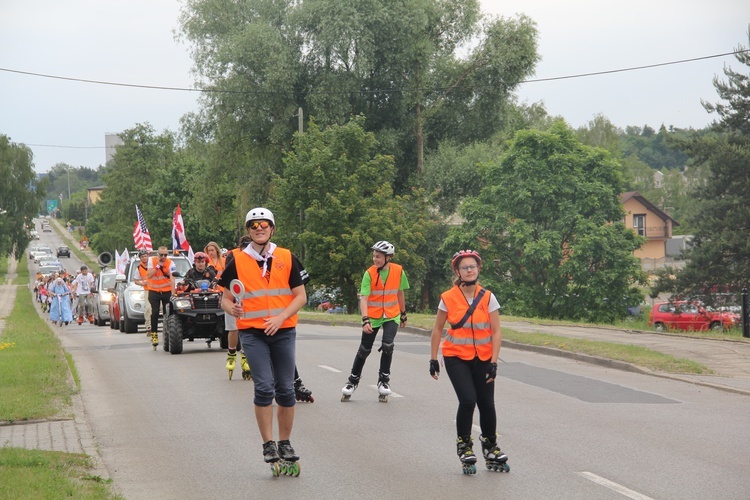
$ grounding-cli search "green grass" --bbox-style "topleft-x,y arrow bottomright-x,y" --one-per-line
0,255 -> 7,277
298,311 -> 713,375
0,286 -> 75,422
0,448 -> 121,500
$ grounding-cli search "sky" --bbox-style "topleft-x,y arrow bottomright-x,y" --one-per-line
1,0 -> 748,174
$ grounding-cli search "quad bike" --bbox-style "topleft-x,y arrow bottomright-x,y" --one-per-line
163,278 -> 227,354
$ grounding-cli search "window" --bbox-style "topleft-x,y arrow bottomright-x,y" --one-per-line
633,214 -> 646,237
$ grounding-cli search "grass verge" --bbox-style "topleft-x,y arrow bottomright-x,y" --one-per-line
0,448 -> 120,499
0,285 -> 74,422
298,311 -> 713,375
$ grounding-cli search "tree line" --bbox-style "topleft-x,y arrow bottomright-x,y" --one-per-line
7,2 -> 748,320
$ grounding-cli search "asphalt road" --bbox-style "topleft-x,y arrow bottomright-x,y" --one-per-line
36,225 -> 750,500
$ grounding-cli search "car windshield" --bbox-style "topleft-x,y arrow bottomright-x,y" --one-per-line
127,256 -> 191,281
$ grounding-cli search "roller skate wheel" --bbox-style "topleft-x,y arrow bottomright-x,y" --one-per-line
228,371 -> 233,380
341,394 -> 351,402
379,394 -> 388,403
462,463 -> 477,475
270,462 -> 280,477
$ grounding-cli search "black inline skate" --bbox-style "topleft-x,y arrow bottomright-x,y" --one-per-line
276,440 -> 301,477
457,436 -> 478,475
480,435 -> 510,472
294,377 -> 314,403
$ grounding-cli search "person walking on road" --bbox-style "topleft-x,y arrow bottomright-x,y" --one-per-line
146,246 -> 176,350
219,207 -> 309,473
48,275 -> 73,326
429,250 -> 509,474
341,240 -> 409,403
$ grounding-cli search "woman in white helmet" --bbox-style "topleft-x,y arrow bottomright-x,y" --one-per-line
219,207 -> 309,475
341,240 -> 410,403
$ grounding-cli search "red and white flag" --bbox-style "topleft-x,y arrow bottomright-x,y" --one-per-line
133,205 -> 153,251
172,204 -> 190,253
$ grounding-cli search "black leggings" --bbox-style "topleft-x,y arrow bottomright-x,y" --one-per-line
444,356 -> 496,439
350,320 -> 398,378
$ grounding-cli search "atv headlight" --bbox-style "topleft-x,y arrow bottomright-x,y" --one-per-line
175,299 -> 191,309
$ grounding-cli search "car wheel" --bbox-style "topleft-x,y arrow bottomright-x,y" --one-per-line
119,315 -> 125,333
123,310 -> 138,334
654,322 -> 665,332
168,314 -> 184,354
709,321 -> 723,332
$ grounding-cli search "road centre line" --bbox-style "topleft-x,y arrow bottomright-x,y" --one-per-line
367,385 -> 404,397
577,472 -> 655,500
318,365 -> 342,373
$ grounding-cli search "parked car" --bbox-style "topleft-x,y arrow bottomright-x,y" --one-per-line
91,269 -> 117,327
649,301 -> 740,332
108,280 -> 125,331
28,244 -> 40,259
57,245 -> 71,258
38,265 -> 61,279
115,253 -> 192,333
32,247 -> 53,263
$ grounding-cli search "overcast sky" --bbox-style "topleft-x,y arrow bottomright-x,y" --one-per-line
1,0 -> 748,174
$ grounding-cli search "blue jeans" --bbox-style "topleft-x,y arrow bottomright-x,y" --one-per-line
240,328 -> 297,407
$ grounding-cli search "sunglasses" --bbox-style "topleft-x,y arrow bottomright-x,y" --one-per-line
247,221 -> 271,230
158,253 -> 168,257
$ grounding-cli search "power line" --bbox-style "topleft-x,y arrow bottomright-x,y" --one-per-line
1,49 -> 747,96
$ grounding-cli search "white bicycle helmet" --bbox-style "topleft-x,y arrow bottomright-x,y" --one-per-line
245,207 -> 275,227
371,240 -> 395,256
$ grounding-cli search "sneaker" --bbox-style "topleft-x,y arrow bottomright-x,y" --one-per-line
378,381 -> 392,396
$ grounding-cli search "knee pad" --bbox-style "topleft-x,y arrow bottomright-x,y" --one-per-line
379,342 -> 395,356
356,344 -> 372,360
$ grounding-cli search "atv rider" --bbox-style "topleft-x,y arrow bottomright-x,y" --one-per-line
178,252 -> 217,292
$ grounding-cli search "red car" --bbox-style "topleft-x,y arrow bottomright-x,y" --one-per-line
649,301 -> 740,332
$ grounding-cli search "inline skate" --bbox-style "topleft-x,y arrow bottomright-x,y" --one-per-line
150,331 -> 158,351
241,353 -> 252,380
276,440 -> 301,477
294,377 -> 314,403
263,440 -> 281,477
377,372 -> 392,403
226,351 -> 236,380
480,435 -> 510,472
457,436 -> 478,475
340,374 -> 359,402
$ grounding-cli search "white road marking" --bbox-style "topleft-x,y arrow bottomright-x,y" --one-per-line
577,472 -> 655,500
367,385 -> 404,398
317,365 -> 341,373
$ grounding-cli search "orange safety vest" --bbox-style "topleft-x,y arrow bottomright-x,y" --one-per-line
366,263 -> 403,319
440,285 -> 493,361
234,247 -> 297,330
147,256 -> 173,293
138,263 -> 150,291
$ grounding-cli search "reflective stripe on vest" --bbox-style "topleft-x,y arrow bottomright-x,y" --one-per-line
147,257 -> 172,292
234,247 -> 298,330
440,285 -> 493,361
366,263 -> 402,319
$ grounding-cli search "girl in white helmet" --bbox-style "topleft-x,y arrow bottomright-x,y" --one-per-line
341,240 -> 410,403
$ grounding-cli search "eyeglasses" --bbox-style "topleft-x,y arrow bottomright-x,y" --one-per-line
459,265 -> 478,271
248,221 -> 271,230
158,253 -> 168,257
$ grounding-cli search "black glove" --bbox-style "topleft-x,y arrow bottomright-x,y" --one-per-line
429,359 -> 440,377
486,362 -> 498,381
400,310 -> 407,325
362,316 -> 371,328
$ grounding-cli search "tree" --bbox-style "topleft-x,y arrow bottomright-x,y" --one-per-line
273,117 -> 429,311
178,0 -> 539,208
0,135 -> 46,258
447,122 -> 646,322
88,124 -> 190,253
673,32 -> 750,295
